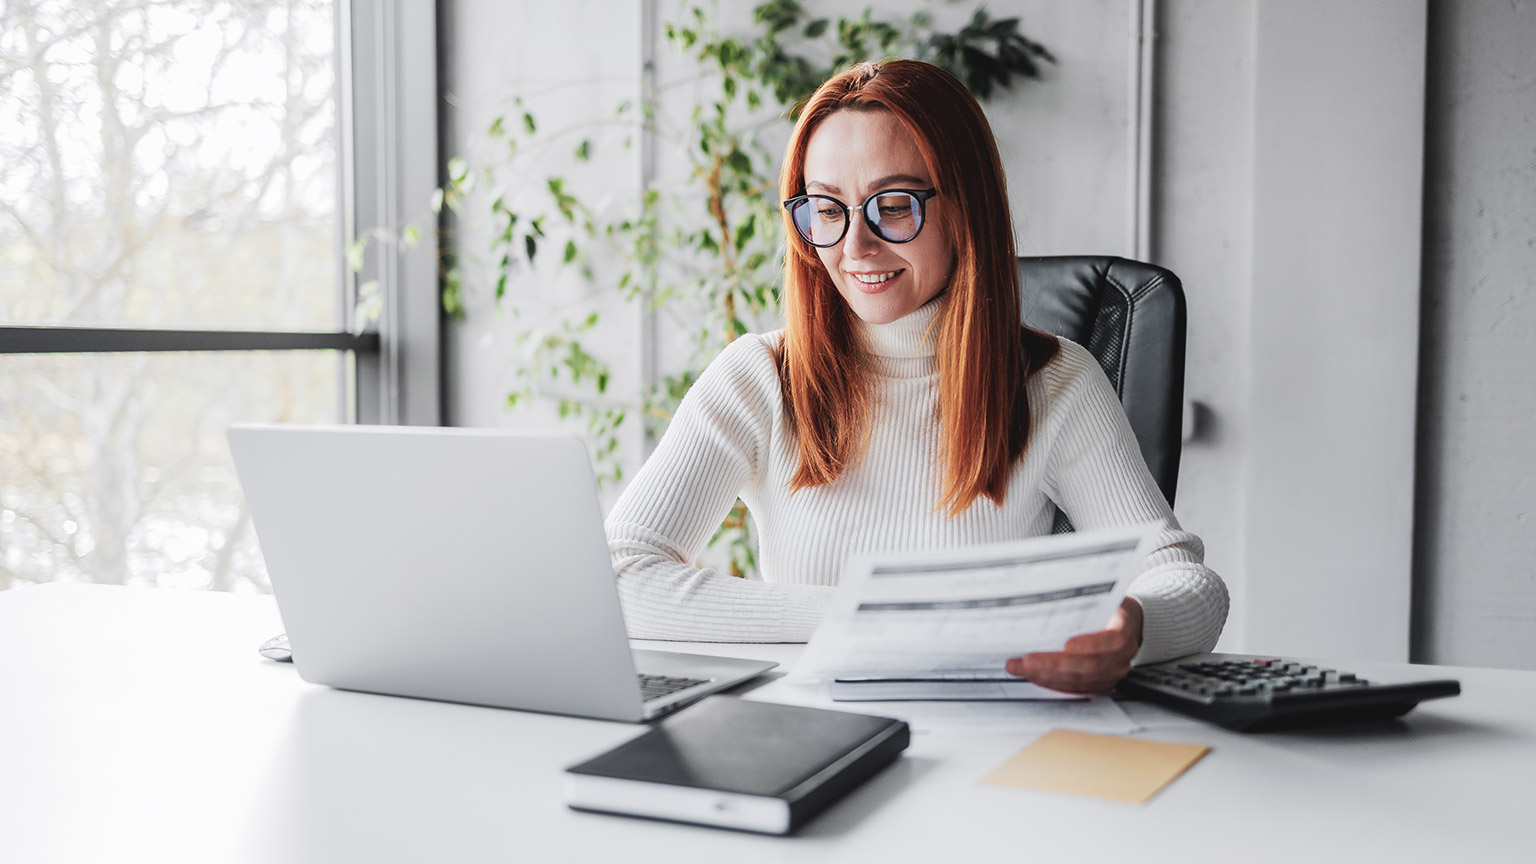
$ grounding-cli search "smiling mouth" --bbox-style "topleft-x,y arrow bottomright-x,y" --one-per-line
848,269 -> 904,288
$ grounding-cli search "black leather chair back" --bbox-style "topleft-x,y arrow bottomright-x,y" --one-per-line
1018,256 -> 1187,511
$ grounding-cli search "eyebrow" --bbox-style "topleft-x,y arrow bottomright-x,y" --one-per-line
805,174 -> 929,195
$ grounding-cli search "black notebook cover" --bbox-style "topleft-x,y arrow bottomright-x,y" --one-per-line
565,695 -> 910,834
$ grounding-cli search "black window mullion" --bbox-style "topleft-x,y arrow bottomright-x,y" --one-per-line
0,327 -> 380,355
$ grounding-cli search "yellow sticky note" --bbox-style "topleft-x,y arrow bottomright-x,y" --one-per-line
982,729 -> 1209,803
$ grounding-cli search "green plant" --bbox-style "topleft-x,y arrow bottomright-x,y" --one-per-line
380,1 -> 1052,577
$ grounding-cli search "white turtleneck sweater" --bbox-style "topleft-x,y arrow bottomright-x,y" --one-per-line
605,297 -> 1228,664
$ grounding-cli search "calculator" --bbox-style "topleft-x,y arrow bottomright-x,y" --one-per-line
1115,653 -> 1461,731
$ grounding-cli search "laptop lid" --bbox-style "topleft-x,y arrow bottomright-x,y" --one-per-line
229,424 -> 660,721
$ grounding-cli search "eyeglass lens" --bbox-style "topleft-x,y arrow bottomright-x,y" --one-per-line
790,192 -> 924,247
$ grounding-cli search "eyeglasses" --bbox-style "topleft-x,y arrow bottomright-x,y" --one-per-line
782,188 -> 939,248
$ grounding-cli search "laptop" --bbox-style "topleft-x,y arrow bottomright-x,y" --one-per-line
227,424 -> 776,722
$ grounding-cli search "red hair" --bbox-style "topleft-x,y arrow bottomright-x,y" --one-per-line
776,59 -> 1058,516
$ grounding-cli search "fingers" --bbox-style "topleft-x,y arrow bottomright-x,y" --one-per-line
1005,626 -> 1139,694
1008,649 -> 1134,695
1001,601 -> 1145,694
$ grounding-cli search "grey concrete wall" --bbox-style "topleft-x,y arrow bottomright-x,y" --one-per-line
1414,0 -> 1536,669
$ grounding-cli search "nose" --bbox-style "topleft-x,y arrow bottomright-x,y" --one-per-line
841,209 -> 883,259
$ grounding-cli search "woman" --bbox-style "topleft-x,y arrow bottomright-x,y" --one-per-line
605,59 -> 1227,694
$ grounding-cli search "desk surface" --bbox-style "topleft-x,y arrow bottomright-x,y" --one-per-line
1,584 -> 1529,864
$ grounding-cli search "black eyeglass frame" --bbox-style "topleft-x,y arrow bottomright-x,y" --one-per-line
781,188 -> 940,248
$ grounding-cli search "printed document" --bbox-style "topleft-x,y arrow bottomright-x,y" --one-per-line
791,522 -> 1164,701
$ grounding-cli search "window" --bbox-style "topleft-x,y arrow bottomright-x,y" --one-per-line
0,0 -> 438,592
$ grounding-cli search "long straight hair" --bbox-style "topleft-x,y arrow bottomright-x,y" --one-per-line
776,59 -> 1058,516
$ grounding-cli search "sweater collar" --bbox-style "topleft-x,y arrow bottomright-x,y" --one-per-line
856,294 -> 943,378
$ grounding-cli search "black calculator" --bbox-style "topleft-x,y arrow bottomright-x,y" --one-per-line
1115,652 -> 1461,731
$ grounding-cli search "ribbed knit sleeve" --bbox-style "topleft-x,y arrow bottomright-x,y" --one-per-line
604,335 -> 836,642
1038,340 -> 1230,663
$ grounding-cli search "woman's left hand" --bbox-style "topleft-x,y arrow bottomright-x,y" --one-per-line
1005,597 -> 1144,695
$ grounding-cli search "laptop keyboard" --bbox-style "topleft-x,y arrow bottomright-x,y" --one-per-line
638,673 -> 709,702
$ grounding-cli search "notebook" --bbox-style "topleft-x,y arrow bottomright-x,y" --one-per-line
227,424 -> 776,722
566,695 -> 910,834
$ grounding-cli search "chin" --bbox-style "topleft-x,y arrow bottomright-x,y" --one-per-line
847,295 -> 915,322
847,306 -> 900,325
841,295 -> 910,325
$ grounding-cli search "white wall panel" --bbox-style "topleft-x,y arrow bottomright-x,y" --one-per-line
1243,0 -> 1425,662
1156,0 -> 1426,662
439,0 -> 648,489
1152,0 -> 1255,651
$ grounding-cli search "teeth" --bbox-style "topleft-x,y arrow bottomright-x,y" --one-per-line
851,271 -> 899,284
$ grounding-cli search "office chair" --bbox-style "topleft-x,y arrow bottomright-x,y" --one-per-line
1017,255 -> 1187,531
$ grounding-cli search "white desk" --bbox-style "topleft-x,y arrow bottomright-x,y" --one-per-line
1,584 -> 1529,863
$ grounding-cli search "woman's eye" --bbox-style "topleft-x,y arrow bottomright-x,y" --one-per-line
816,207 -> 841,221
878,205 -> 912,218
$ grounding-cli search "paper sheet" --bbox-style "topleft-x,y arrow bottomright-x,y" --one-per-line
982,729 -> 1210,802
791,522 -> 1165,687
746,679 -> 1141,735
825,677 -> 1080,702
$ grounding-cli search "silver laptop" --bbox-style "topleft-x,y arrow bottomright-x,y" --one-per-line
227,424 -> 776,722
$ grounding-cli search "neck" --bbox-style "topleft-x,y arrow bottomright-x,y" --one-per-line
856,295 -> 943,378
